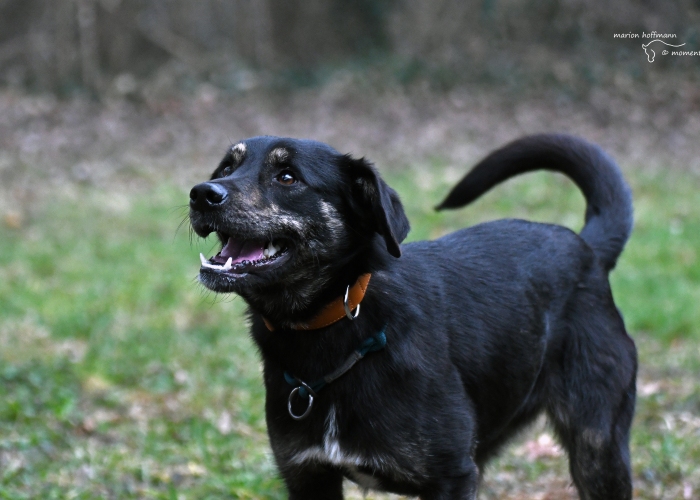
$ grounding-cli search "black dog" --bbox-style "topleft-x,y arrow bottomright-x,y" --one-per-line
188,134 -> 636,499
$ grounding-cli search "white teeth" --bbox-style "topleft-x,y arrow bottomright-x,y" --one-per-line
200,242 -> 281,271
199,252 -> 227,271
265,241 -> 280,258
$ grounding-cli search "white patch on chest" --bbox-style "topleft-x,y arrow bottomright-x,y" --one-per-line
291,405 -> 365,467
289,406 -> 415,489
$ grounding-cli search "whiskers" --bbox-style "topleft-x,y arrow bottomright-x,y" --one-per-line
172,204 -> 194,245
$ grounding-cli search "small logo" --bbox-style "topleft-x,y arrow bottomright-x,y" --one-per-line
642,40 -> 686,62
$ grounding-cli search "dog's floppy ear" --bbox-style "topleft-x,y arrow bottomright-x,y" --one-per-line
343,155 -> 410,257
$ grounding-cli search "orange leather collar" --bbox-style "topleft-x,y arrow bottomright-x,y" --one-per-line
263,273 -> 371,331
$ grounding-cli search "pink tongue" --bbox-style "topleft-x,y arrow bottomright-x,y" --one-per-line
237,241 -> 265,263
220,238 -> 243,259
220,238 -> 264,264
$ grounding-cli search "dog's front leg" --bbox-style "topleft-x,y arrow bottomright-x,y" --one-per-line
282,464 -> 344,500
419,470 -> 479,500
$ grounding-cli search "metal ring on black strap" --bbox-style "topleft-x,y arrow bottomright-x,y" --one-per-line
287,381 -> 316,420
343,285 -> 360,320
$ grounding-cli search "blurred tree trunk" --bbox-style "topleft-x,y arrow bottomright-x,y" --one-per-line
55,1 -> 77,85
77,0 -> 102,92
27,1 -> 54,90
250,0 -> 275,68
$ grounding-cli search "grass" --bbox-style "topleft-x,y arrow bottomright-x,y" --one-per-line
0,165 -> 699,499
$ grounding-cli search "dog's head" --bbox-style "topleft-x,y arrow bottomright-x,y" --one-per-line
189,136 -> 409,322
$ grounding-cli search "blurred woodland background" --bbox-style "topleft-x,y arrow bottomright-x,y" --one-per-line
0,0 -> 700,199
1,0 -> 700,198
3,0 -> 700,93
2,1 -> 700,499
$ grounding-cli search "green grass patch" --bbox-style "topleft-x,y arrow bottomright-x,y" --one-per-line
0,166 -> 699,498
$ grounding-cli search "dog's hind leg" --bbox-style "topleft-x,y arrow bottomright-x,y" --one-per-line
550,402 -> 635,500
546,299 -> 637,500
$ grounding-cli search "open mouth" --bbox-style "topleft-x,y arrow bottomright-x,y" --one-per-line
199,236 -> 289,274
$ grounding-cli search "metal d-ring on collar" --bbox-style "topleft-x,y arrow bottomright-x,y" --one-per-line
343,284 -> 360,320
288,381 -> 317,421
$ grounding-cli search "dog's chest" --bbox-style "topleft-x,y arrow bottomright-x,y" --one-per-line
288,405 -> 394,488
290,405 -> 366,467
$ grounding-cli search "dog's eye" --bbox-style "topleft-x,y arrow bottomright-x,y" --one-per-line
275,170 -> 297,186
221,166 -> 233,177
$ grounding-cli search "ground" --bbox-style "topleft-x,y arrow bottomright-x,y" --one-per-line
1,85 -> 699,498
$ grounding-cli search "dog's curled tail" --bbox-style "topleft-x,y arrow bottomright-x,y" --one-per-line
436,134 -> 633,272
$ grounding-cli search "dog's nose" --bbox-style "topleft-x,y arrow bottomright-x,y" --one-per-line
189,182 -> 229,211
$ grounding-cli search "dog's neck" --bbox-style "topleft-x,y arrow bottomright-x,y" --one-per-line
262,273 -> 371,331
243,237 -> 390,330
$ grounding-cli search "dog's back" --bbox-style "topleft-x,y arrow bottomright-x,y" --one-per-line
437,134 -> 633,272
